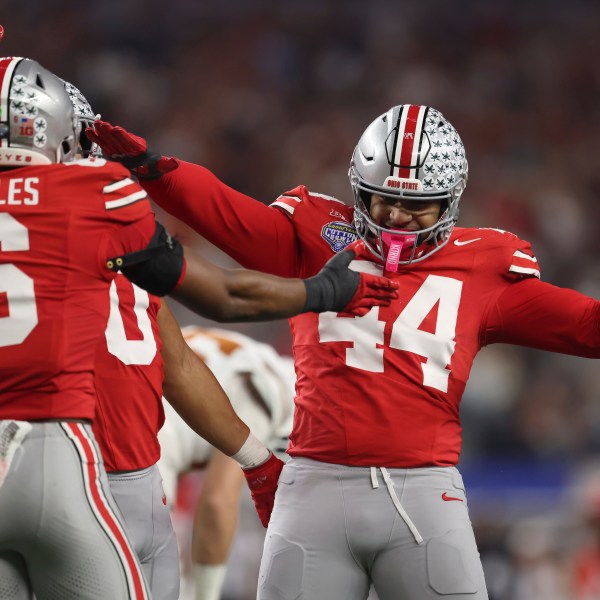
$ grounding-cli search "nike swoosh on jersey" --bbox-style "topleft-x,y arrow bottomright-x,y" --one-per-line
454,238 -> 481,246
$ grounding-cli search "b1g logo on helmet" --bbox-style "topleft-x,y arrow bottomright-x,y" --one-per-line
321,221 -> 358,252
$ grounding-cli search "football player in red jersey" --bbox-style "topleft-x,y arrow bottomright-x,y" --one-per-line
0,57 -> 160,600
0,57 -> 396,600
87,104 -> 600,600
92,270 -> 394,600
63,83 -> 397,600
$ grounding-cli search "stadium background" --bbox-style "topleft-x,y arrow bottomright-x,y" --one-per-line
4,1 -> 600,598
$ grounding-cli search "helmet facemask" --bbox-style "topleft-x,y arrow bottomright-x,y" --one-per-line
63,81 -> 101,159
350,105 -> 468,268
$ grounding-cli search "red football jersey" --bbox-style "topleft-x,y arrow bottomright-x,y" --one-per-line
144,164 -> 600,467
0,159 -> 156,421
93,276 -> 164,472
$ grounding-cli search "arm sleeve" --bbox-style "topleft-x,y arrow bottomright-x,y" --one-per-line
141,162 -> 301,276
482,278 -> 600,358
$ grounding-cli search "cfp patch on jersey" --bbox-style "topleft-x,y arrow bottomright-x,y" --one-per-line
321,221 -> 358,252
0,420 -> 32,490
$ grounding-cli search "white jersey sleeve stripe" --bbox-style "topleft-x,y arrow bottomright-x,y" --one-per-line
103,178 -> 136,194
270,201 -> 295,215
271,195 -> 305,214
513,250 -> 537,262
509,265 -> 540,278
276,195 -> 302,204
311,192 -> 346,205
104,190 -> 148,210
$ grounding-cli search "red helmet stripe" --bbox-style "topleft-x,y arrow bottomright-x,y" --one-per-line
394,104 -> 426,179
0,57 -> 23,148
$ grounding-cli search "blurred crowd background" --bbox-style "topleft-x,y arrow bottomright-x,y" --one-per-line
4,0 -> 600,597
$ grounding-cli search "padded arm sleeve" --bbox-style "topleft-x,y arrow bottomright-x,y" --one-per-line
106,221 -> 185,296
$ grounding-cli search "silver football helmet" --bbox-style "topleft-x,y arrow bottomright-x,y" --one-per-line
349,104 -> 468,265
0,57 -> 79,166
63,80 -> 101,158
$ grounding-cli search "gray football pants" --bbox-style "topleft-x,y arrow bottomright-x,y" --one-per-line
108,464 -> 180,600
0,420 -> 150,600
258,458 -> 488,600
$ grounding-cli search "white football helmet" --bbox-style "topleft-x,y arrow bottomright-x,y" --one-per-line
63,80 -> 101,158
349,104 -> 468,265
0,57 -> 79,166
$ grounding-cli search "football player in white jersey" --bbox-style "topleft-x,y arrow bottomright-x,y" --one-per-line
158,327 -> 295,600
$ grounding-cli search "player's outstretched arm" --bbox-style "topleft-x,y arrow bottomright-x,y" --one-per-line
159,302 -> 284,528
108,221 -> 397,319
484,278 -> 600,357
158,301 -> 251,455
87,119 -> 305,276
172,245 -> 398,321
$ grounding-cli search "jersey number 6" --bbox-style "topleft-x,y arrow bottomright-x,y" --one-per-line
0,213 -> 38,347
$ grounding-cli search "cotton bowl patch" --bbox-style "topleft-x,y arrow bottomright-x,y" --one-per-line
321,221 -> 358,252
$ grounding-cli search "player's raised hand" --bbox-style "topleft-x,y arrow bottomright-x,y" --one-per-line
341,269 -> 399,317
243,453 -> 284,528
303,243 -> 398,315
85,119 -> 178,179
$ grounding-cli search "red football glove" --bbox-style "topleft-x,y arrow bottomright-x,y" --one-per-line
341,275 -> 399,317
242,453 -> 284,528
85,119 -> 179,179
